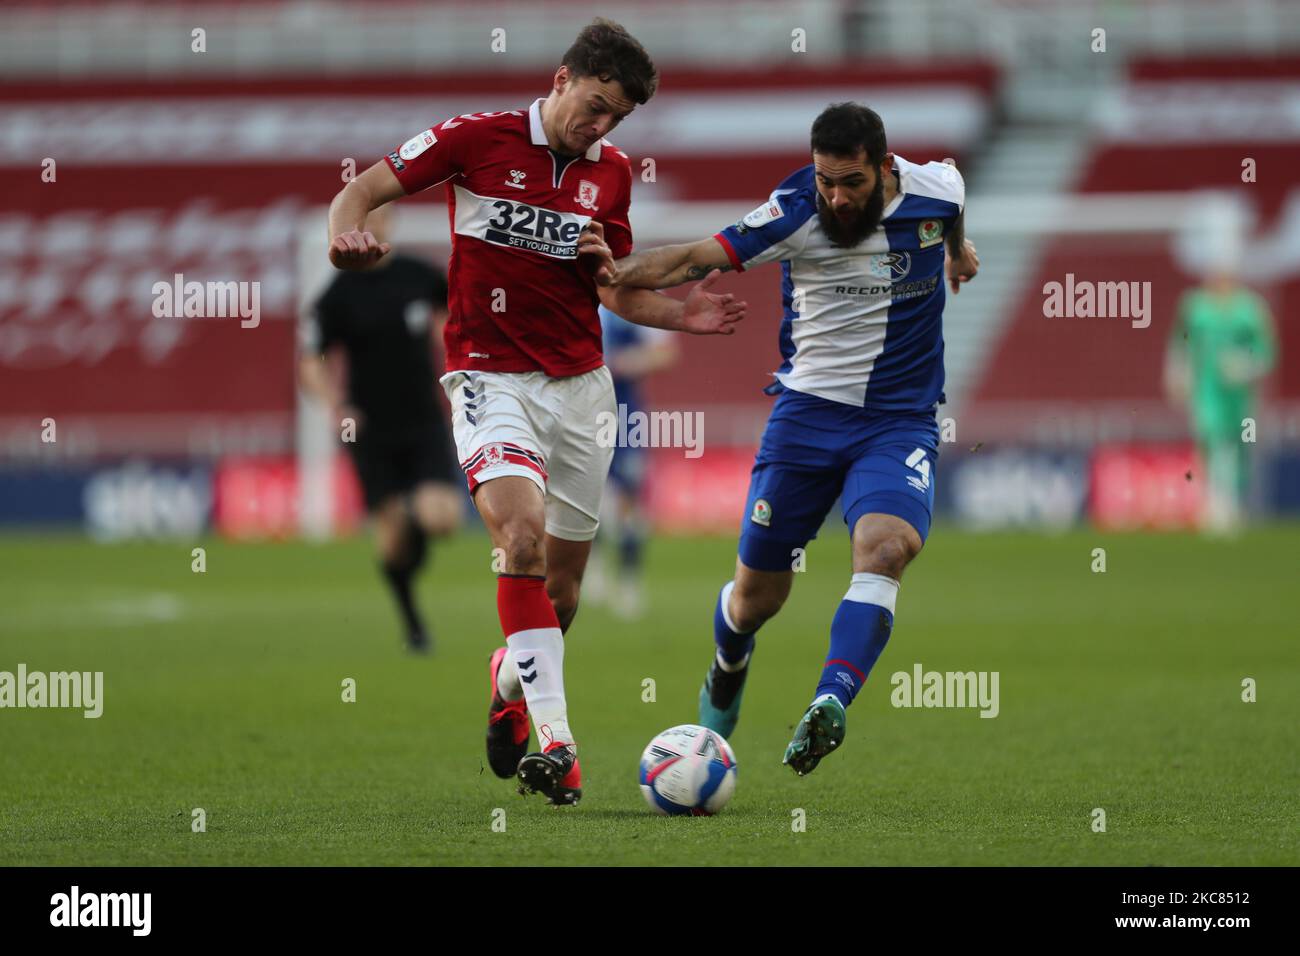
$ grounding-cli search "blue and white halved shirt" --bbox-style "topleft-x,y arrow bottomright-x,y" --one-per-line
713,155 -> 963,410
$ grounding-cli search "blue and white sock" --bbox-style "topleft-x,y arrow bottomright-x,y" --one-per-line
814,573 -> 898,710
714,580 -> 755,672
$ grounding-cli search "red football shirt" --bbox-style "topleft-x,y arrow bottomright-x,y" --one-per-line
383,98 -> 634,378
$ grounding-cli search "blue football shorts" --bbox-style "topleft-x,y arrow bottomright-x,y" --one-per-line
737,387 -> 940,572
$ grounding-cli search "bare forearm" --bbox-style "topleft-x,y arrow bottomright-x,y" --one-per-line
614,244 -> 698,289
328,163 -> 403,242
945,210 -> 966,255
328,182 -> 377,245
614,235 -> 734,291
601,286 -> 687,331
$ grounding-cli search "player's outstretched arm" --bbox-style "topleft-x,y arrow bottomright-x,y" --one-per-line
326,161 -> 404,271
598,273 -> 746,336
617,236 -> 733,289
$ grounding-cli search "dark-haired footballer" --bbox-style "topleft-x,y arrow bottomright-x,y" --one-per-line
601,102 -> 980,775
324,18 -> 745,806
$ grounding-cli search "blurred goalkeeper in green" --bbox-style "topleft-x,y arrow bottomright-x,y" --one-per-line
1165,270 -> 1277,533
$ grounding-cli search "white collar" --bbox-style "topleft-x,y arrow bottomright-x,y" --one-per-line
881,153 -> 908,219
529,98 -> 604,162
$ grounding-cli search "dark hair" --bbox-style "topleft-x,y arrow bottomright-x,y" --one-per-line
811,102 -> 888,167
561,18 -> 659,104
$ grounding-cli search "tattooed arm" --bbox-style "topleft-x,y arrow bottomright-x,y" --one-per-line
611,237 -> 734,290
597,274 -> 746,335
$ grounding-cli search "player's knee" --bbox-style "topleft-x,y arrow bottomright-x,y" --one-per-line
856,532 -> 920,579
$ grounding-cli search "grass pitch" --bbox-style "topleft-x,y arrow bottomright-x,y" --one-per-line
1,525 -> 1296,866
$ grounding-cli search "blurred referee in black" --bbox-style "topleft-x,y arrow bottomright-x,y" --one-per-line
299,202 -> 463,653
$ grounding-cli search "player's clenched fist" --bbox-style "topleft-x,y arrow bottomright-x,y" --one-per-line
329,229 -> 392,271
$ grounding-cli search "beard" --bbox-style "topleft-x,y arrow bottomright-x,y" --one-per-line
817,172 -> 886,248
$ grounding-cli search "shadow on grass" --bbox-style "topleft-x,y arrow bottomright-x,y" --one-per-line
574,807 -> 760,820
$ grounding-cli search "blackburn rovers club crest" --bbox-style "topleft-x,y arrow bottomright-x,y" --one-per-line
576,180 -> 600,211
484,443 -> 505,466
751,498 -> 772,527
918,219 -> 944,248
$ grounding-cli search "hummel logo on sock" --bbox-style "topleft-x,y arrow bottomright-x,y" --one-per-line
519,656 -> 538,684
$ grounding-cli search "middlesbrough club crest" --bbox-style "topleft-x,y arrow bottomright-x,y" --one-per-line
576,180 -> 600,211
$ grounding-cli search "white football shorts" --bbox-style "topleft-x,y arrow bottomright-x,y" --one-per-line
440,366 -> 616,541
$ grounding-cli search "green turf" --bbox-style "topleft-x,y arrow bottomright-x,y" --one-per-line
0,525 -> 1296,866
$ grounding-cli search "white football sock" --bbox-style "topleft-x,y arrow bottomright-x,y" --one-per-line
506,628 -> 573,750
716,650 -> 750,673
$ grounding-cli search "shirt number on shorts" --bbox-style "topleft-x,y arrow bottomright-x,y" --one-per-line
905,447 -> 931,492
